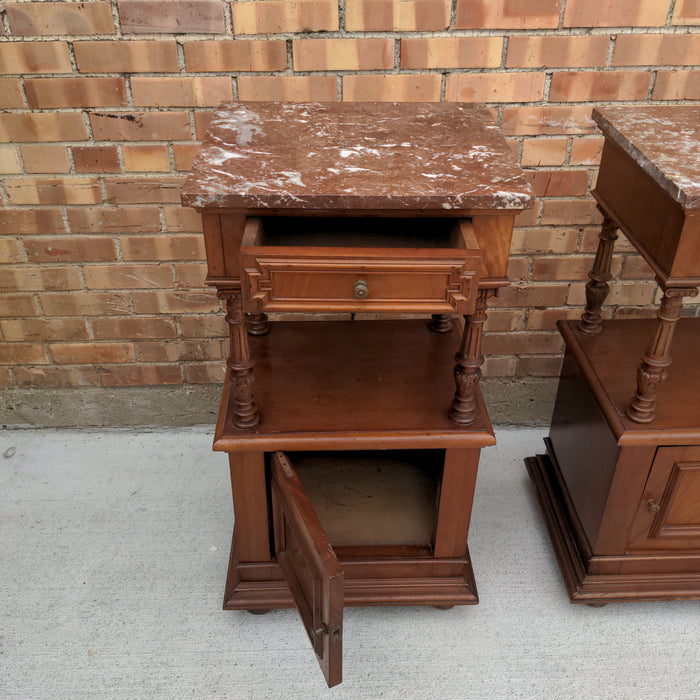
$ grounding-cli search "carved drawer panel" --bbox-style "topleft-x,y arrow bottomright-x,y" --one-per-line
240,216 -> 481,314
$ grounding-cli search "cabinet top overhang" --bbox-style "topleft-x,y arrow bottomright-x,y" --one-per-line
181,102 -> 533,213
593,105 -> 700,211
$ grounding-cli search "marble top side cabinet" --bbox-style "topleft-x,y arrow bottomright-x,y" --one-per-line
526,106 -> 700,605
182,102 -> 533,686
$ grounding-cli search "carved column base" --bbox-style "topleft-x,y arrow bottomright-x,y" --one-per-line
428,314 -> 453,334
247,312 -> 270,336
448,363 -> 480,425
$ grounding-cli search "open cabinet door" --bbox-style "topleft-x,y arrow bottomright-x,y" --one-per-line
270,452 -> 344,687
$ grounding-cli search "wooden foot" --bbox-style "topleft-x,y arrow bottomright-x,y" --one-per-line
247,312 -> 270,336
222,290 -> 261,430
246,609 -> 271,615
626,285 -> 698,423
579,208 -> 618,335
432,604 -> 454,610
448,290 -> 490,426
428,314 -> 453,334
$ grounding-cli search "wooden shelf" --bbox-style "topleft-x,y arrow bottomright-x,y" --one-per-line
214,319 -> 495,451
559,318 -> 700,444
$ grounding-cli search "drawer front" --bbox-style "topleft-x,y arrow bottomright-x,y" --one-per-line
242,258 -> 479,313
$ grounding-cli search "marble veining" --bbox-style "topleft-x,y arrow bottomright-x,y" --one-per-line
181,102 -> 534,212
594,106 -> 700,210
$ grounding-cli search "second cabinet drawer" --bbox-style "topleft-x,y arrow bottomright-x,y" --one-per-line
240,216 -> 481,314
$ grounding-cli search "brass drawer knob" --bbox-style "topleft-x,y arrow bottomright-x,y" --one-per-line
647,498 -> 661,514
353,279 -> 369,299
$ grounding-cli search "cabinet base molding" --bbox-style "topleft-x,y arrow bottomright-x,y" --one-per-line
224,538 -> 479,610
526,450 -> 700,604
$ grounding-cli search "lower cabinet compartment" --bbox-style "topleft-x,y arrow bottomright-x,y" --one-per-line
279,449 -> 443,555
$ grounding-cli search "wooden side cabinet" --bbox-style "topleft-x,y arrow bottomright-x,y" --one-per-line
182,102 -> 533,685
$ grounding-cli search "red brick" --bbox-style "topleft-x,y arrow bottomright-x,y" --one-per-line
401,37 -> 503,69
528,170 -> 589,197
68,207 -> 162,234
482,331 -> 563,355
6,2 -> 115,35
131,76 -> 232,108
550,71 -> 651,102
164,208 -> 203,233
92,317 -> 178,340
13,366 -> 100,387
0,79 -> 23,109
456,0 -> 561,29
344,74 -> 440,102
446,73 -> 545,103
118,0 -> 225,34
180,316 -> 227,338
123,145 -> 171,173
532,255 -> 598,281
173,145 -> 200,172
520,137 -> 568,166
613,34 -> 700,66
74,40 -> 179,73
25,77 -> 128,109
90,112 -> 191,141
526,307 -> 589,330
105,177 -> 184,204
564,0 -> 669,27
0,113 -> 88,143
99,364 -> 182,386
24,236 -> 116,263
673,0 -> 700,24
501,106 -> 597,135
0,266 -> 82,291
580,226 -> 636,253
1,318 -> 88,342
652,70 -> 700,100
0,145 -> 22,174
138,339 -> 222,362
184,40 -> 287,72
194,112 -> 215,139
569,137 -> 604,165
174,263 -> 208,288
39,292 -> 131,317
294,38 -> 394,71
19,145 -> 71,174
540,199 -> 603,225
132,290 -> 219,314
345,0 -> 449,31
233,0 -> 338,34
621,255 -> 656,279
0,41 -> 72,74
238,75 -> 337,102
0,239 -> 23,263
6,178 -> 101,206
494,283 -> 569,308
0,209 -> 64,235
514,206 -> 540,227
483,308 -> 526,332
481,356 -> 517,377
72,146 -> 121,174
183,363 -> 225,383
50,342 -> 136,365
0,294 -> 38,317
507,35 -> 609,68
0,343 -> 49,365
120,235 -> 205,261
84,264 -> 173,289
516,356 -> 564,376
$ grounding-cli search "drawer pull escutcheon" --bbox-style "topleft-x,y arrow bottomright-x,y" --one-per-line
353,279 -> 369,299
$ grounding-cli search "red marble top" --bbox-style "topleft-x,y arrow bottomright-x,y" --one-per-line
181,102 -> 533,212
594,106 -> 700,210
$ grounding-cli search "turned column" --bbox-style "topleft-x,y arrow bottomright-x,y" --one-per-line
429,314 -> 454,334
448,289 -> 491,426
221,289 -> 261,429
626,285 -> 699,423
579,208 -> 618,335
247,312 -> 270,336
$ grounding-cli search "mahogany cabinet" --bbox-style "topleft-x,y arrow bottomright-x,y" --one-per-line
182,102 -> 533,685
527,106 -> 700,604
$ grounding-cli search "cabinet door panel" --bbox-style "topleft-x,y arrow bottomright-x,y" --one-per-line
628,446 -> 700,551
270,452 -> 344,687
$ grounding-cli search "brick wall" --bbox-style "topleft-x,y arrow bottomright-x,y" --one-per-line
1,0 -> 699,389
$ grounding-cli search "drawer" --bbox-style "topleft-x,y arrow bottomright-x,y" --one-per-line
240,216 -> 481,314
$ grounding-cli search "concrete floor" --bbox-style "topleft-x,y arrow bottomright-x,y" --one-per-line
1,427 -> 699,699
